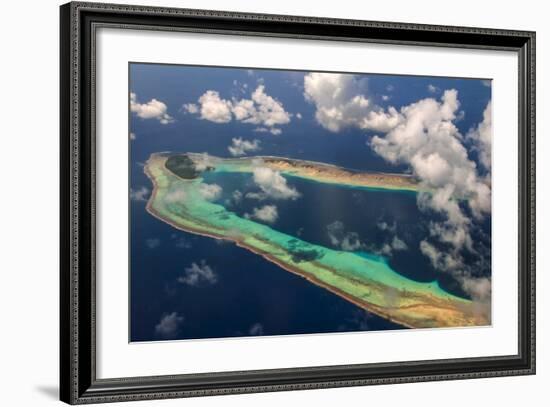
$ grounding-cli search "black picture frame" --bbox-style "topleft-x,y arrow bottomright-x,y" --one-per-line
60,2 -> 536,404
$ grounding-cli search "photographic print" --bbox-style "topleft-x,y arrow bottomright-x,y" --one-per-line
129,63 -> 492,342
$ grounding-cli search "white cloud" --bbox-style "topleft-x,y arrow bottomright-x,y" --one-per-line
460,276 -> 491,302
225,190 -> 243,207
245,205 -> 278,223
185,85 -> 290,134
326,221 -> 362,251
130,132 -> 136,140
192,153 -> 217,172
391,236 -> 408,251
233,190 -> 243,202
253,127 -> 282,135
296,112 -> 303,119
303,73 -> 403,133
428,84 -> 440,93
249,166 -> 300,200
196,90 -> 232,123
145,238 -> 160,249
178,260 -> 217,286
228,137 -> 261,156
420,239 -> 490,304
164,188 -> 186,204
198,183 -> 222,201
130,92 -> 174,124
155,312 -> 184,339
467,101 -> 492,171
303,76 -> 491,290
381,95 -> 390,102
376,220 -> 396,233
248,323 -> 264,336
370,90 -> 491,267
130,186 -> 149,202
182,103 -> 199,114
236,85 -> 290,127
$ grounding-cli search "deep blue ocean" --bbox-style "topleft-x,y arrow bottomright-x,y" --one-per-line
129,64 -> 491,342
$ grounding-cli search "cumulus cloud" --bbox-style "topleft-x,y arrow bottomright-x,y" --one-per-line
376,220 -> 396,233
228,137 -> 261,156
130,186 -> 149,202
178,260 -> 217,286
247,166 -> 300,200
130,132 -> 136,140
326,221 -> 363,251
367,91 -> 493,301
130,92 -> 174,124
245,205 -> 278,224
296,112 -> 303,119
305,81 -> 492,295
303,73 -> 402,133
182,103 -> 199,114
427,84 -> 440,93
192,153 -> 217,172
420,239 -> 491,305
253,127 -> 282,135
467,101 -> 492,172
198,183 -> 222,201
185,85 -> 291,134
155,312 -> 184,339
164,188 -> 186,204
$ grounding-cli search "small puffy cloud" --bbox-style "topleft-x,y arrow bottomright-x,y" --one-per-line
249,323 -> 264,336
381,95 -> 390,102
225,189 -> 243,207
130,186 -> 149,202
155,312 -> 184,339
296,112 -> 303,119
192,152 -> 217,172
245,205 -> 278,224
248,166 -> 300,200
427,84 -> 440,93
390,236 -> 408,251
228,137 -> 261,156
130,92 -> 174,124
182,103 -> 199,114
254,127 -> 281,135
376,220 -> 396,233
197,90 -> 233,123
178,260 -> 217,286
164,188 -> 186,204
185,85 -> 291,134
145,238 -> 160,249
198,183 -> 222,201
460,276 -> 491,302
130,132 -> 136,140
326,221 -> 362,251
